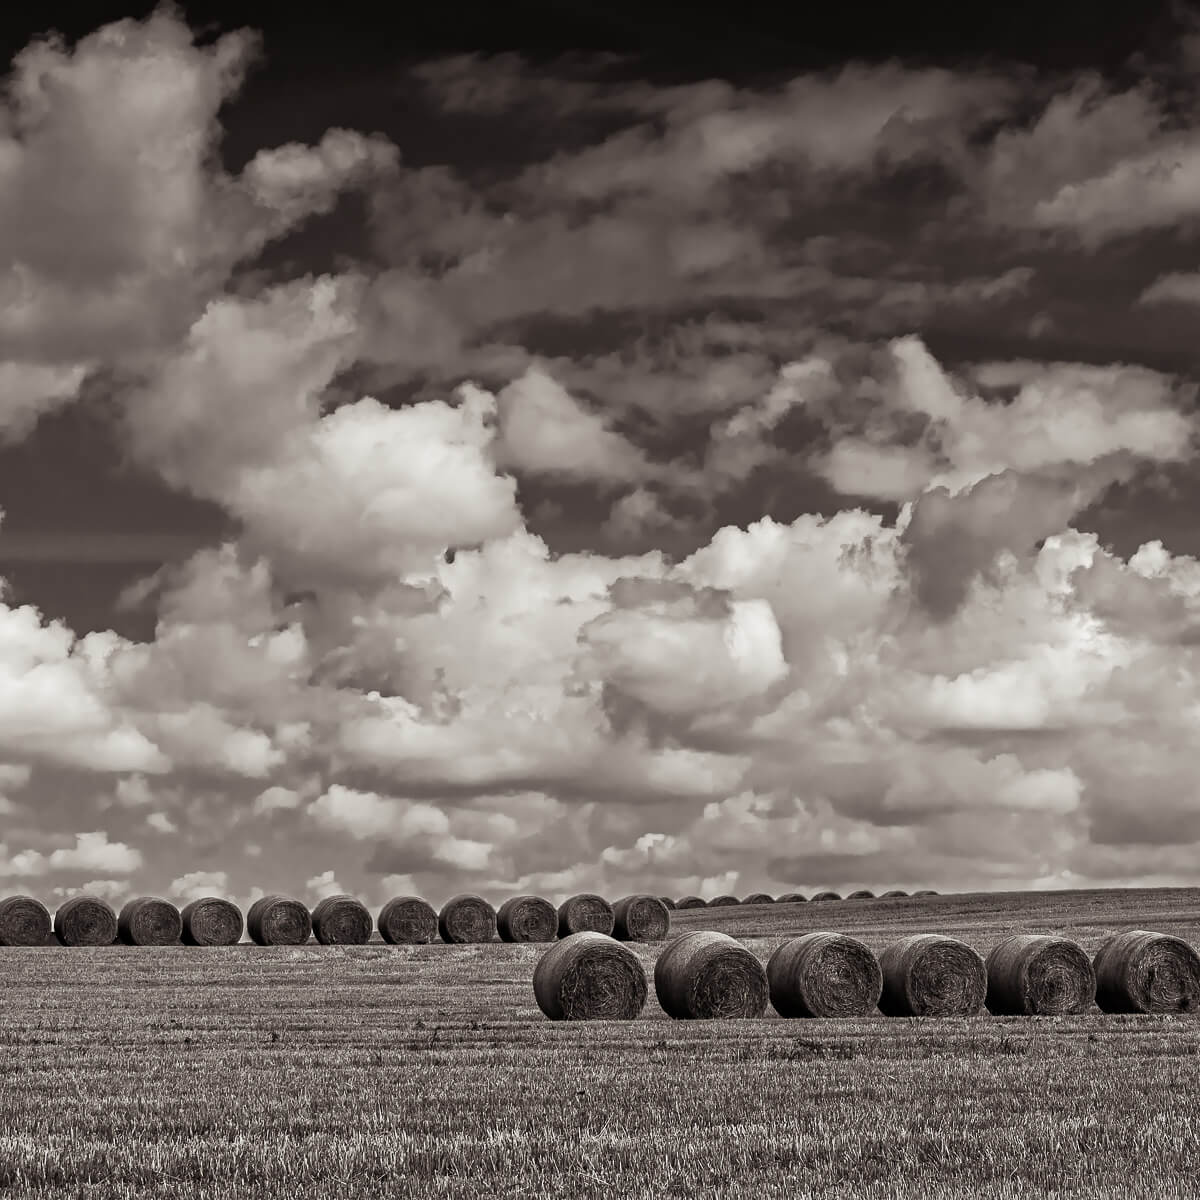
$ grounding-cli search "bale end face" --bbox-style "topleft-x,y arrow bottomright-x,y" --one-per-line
439,894 -> 498,944
54,896 -> 118,947
1093,929 -> 1200,1014
612,895 -> 671,942
0,895 -> 52,946
557,894 -> 614,938
311,894 -> 373,945
878,934 -> 986,1017
985,934 -> 1095,1016
378,896 -> 438,945
247,895 -> 312,946
118,897 -> 182,946
533,931 -> 648,1020
180,897 -> 243,946
497,895 -> 558,943
654,930 -> 768,1020
768,931 -> 883,1018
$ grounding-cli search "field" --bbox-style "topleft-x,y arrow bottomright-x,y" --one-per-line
4,888 -> 1200,1198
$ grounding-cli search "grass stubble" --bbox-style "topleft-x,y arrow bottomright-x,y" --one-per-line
1,887 -> 1200,1197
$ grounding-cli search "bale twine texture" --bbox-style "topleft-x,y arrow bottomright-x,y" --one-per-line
985,934 -> 1095,1015
557,894 -> 614,937
675,896 -> 706,909
533,931 -> 648,1020
1093,929 -> 1200,1014
497,895 -> 559,943
311,894 -> 373,945
54,895 -> 118,947
878,934 -> 986,1017
612,895 -> 671,942
654,930 -> 768,1019
777,893 -> 808,903
0,895 -> 51,946
810,891 -> 841,903
378,896 -> 438,945
767,932 -> 883,1018
180,897 -> 243,946
708,895 -> 740,908
247,895 -> 312,946
439,893 -> 497,943
118,897 -> 182,946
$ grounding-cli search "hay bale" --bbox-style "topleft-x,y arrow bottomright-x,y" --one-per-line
378,896 -> 438,944
913,889 -> 939,896
675,896 -> 706,909
180,897 -> 243,946
985,934 -> 1095,1015
612,895 -> 671,942
1092,929 -> 1200,1014
118,897 -> 182,946
742,893 -> 775,905
533,931 -> 648,1020
777,893 -> 808,903
439,893 -> 497,943
846,889 -> 875,900
311,894 -> 372,945
767,932 -> 883,1018
247,894 -> 312,946
810,891 -> 841,902
54,895 -> 118,947
878,934 -> 986,1017
881,889 -> 908,899
556,894 -> 614,937
708,895 -> 740,907
654,930 -> 768,1019
497,895 -> 558,943
658,896 -> 676,910
0,895 -> 51,946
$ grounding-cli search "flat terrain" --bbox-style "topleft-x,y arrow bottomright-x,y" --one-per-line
4,887 -> 1200,1198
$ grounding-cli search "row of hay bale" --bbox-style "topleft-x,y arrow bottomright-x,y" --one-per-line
671,889 -> 937,908
0,891 -> 672,947
533,929 -> 1200,1021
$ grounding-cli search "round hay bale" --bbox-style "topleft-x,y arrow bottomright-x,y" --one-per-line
497,895 -> 558,943
439,893 -> 497,943
0,895 -> 51,946
533,931 -> 648,1020
654,930 -> 768,1020
742,893 -> 775,905
776,893 -> 808,903
810,891 -> 841,903
675,896 -> 706,909
708,895 -> 740,907
878,934 -> 986,1017
658,896 -> 676,910
767,932 -> 883,1018
180,897 -> 243,946
118,897 -> 182,946
985,934 -> 1095,1015
247,895 -> 312,946
881,889 -> 908,899
612,895 -> 671,942
1092,929 -> 1200,1014
913,889 -> 938,896
378,896 -> 438,944
311,894 -> 372,945
54,895 -> 118,947
556,894 -> 614,938
846,889 -> 875,900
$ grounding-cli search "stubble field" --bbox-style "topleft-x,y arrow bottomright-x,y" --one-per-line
3,887 -> 1200,1198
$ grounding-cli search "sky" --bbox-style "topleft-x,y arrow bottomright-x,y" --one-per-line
1,1 -> 1200,914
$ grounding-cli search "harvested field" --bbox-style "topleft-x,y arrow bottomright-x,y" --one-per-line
2,887 -> 1200,1198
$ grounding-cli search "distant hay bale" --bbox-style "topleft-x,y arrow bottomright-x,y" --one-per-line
658,896 -> 677,910
776,893 -> 808,903
311,894 -> 373,945
881,890 -> 908,899
247,895 -> 312,946
1092,929 -> 1200,1014
675,896 -> 706,909
913,889 -> 939,897
0,895 -> 51,946
742,893 -> 775,905
654,930 -> 768,1019
846,889 -> 875,900
118,897 -> 182,946
180,897 -> 243,946
767,932 -> 883,1018
497,895 -> 558,943
54,895 -> 118,947
878,934 -> 986,1017
708,895 -> 740,908
810,891 -> 841,903
557,894 -> 614,937
533,931 -> 648,1020
378,896 -> 438,945
439,893 -> 497,943
985,934 -> 1095,1015
612,895 -> 671,942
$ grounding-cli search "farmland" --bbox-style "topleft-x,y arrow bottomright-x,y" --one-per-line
2,888 -> 1200,1198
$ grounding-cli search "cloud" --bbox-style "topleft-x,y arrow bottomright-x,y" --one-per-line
1137,271 -> 1200,306
168,869 -> 230,901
